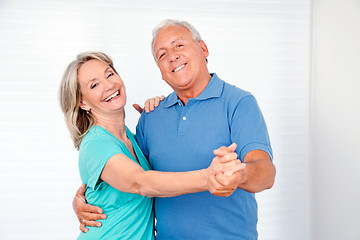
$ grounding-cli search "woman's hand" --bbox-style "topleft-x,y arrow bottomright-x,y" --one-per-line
133,95 -> 165,114
207,144 -> 246,197
73,184 -> 107,233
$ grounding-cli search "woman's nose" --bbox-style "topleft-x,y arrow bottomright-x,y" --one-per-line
104,79 -> 114,92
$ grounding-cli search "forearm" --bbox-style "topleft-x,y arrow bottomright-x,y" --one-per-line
238,158 -> 276,193
136,169 -> 209,197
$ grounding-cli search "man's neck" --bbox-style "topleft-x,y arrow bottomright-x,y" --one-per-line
176,74 -> 212,105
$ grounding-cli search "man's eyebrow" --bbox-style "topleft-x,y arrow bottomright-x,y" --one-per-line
155,38 -> 185,54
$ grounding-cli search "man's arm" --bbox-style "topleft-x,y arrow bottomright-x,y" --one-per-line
212,92 -> 276,193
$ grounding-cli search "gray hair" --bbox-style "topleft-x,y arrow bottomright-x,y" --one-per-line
151,19 -> 202,58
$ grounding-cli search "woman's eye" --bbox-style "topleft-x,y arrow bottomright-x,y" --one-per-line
91,83 -> 98,89
177,44 -> 184,48
107,72 -> 114,78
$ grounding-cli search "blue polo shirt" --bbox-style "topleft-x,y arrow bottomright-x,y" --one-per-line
135,73 -> 272,240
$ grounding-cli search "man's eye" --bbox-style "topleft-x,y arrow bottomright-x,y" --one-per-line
158,53 -> 165,60
177,44 -> 184,48
91,83 -> 98,89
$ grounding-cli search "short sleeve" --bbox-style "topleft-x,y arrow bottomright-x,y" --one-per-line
229,94 -> 273,161
79,133 -> 124,190
135,113 -> 149,159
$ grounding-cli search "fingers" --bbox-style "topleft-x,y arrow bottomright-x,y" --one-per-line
208,175 -> 236,197
222,163 -> 246,176
73,184 -> 107,232
154,96 -> 160,107
144,97 -> 156,113
77,184 -> 86,195
75,184 -> 87,202
136,95 -> 165,114
213,143 -> 237,157
214,171 -> 241,188
215,152 -> 238,164
79,215 -> 106,232
149,98 -> 156,112
211,158 -> 239,175
150,95 -> 165,109
155,95 -> 165,106
227,143 -> 237,152
78,210 -> 107,231
132,104 -> 144,114
80,223 -> 89,233
144,99 -> 151,113
81,204 -> 104,216
80,214 -> 105,227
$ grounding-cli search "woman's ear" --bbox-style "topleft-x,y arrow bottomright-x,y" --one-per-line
79,101 -> 90,112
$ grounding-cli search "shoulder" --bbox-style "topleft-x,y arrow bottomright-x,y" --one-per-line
138,92 -> 174,122
79,126 -> 121,158
81,126 -> 111,148
79,126 -> 126,172
219,80 -> 258,111
211,73 -> 253,102
223,81 -> 252,100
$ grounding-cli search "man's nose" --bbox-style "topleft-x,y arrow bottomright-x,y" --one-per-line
168,50 -> 179,62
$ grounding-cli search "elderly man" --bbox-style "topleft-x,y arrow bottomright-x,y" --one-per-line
74,19 -> 276,239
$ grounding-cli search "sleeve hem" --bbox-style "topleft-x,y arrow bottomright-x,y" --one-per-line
239,142 -> 273,162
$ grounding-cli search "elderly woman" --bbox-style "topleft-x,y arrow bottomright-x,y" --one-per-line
59,51 -> 242,239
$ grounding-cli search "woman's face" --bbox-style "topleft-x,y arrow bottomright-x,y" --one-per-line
77,59 -> 126,116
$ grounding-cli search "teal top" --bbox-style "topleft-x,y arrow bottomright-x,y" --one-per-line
77,125 -> 154,240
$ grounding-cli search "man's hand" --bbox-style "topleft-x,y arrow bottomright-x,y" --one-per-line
207,144 -> 245,197
133,95 -> 165,114
73,184 -> 107,233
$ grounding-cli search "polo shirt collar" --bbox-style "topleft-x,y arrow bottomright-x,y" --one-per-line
163,73 -> 224,108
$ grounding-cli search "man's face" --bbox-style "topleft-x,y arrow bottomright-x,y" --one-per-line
152,25 -> 210,94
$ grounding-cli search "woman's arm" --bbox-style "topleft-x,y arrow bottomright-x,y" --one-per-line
73,143 -> 242,232
101,148 -> 240,198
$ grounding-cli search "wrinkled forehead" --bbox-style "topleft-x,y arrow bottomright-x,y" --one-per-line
152,25 -> 193,53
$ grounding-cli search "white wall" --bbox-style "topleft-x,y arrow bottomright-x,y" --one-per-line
310,0 -> 360,239
0,1 -> 310,239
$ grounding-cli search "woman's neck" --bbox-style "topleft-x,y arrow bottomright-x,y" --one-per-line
94,110 -> 127,141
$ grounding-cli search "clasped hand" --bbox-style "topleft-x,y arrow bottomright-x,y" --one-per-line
207,143 -> 246,197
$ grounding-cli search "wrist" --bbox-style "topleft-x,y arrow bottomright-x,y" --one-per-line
201,168 -> 210,191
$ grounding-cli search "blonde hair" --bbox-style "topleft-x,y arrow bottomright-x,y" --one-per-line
59,51 -> 115,149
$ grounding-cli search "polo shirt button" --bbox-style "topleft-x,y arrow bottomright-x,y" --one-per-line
183,116 -> 187,120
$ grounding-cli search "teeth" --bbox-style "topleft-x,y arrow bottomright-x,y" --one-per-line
105,91 -> 119,102
174,64 -> 185,72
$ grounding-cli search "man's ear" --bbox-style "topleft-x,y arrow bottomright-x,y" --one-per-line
199,40 -> 209,58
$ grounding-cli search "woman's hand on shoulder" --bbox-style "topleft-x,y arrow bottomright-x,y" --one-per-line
132,95 -> 165,114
